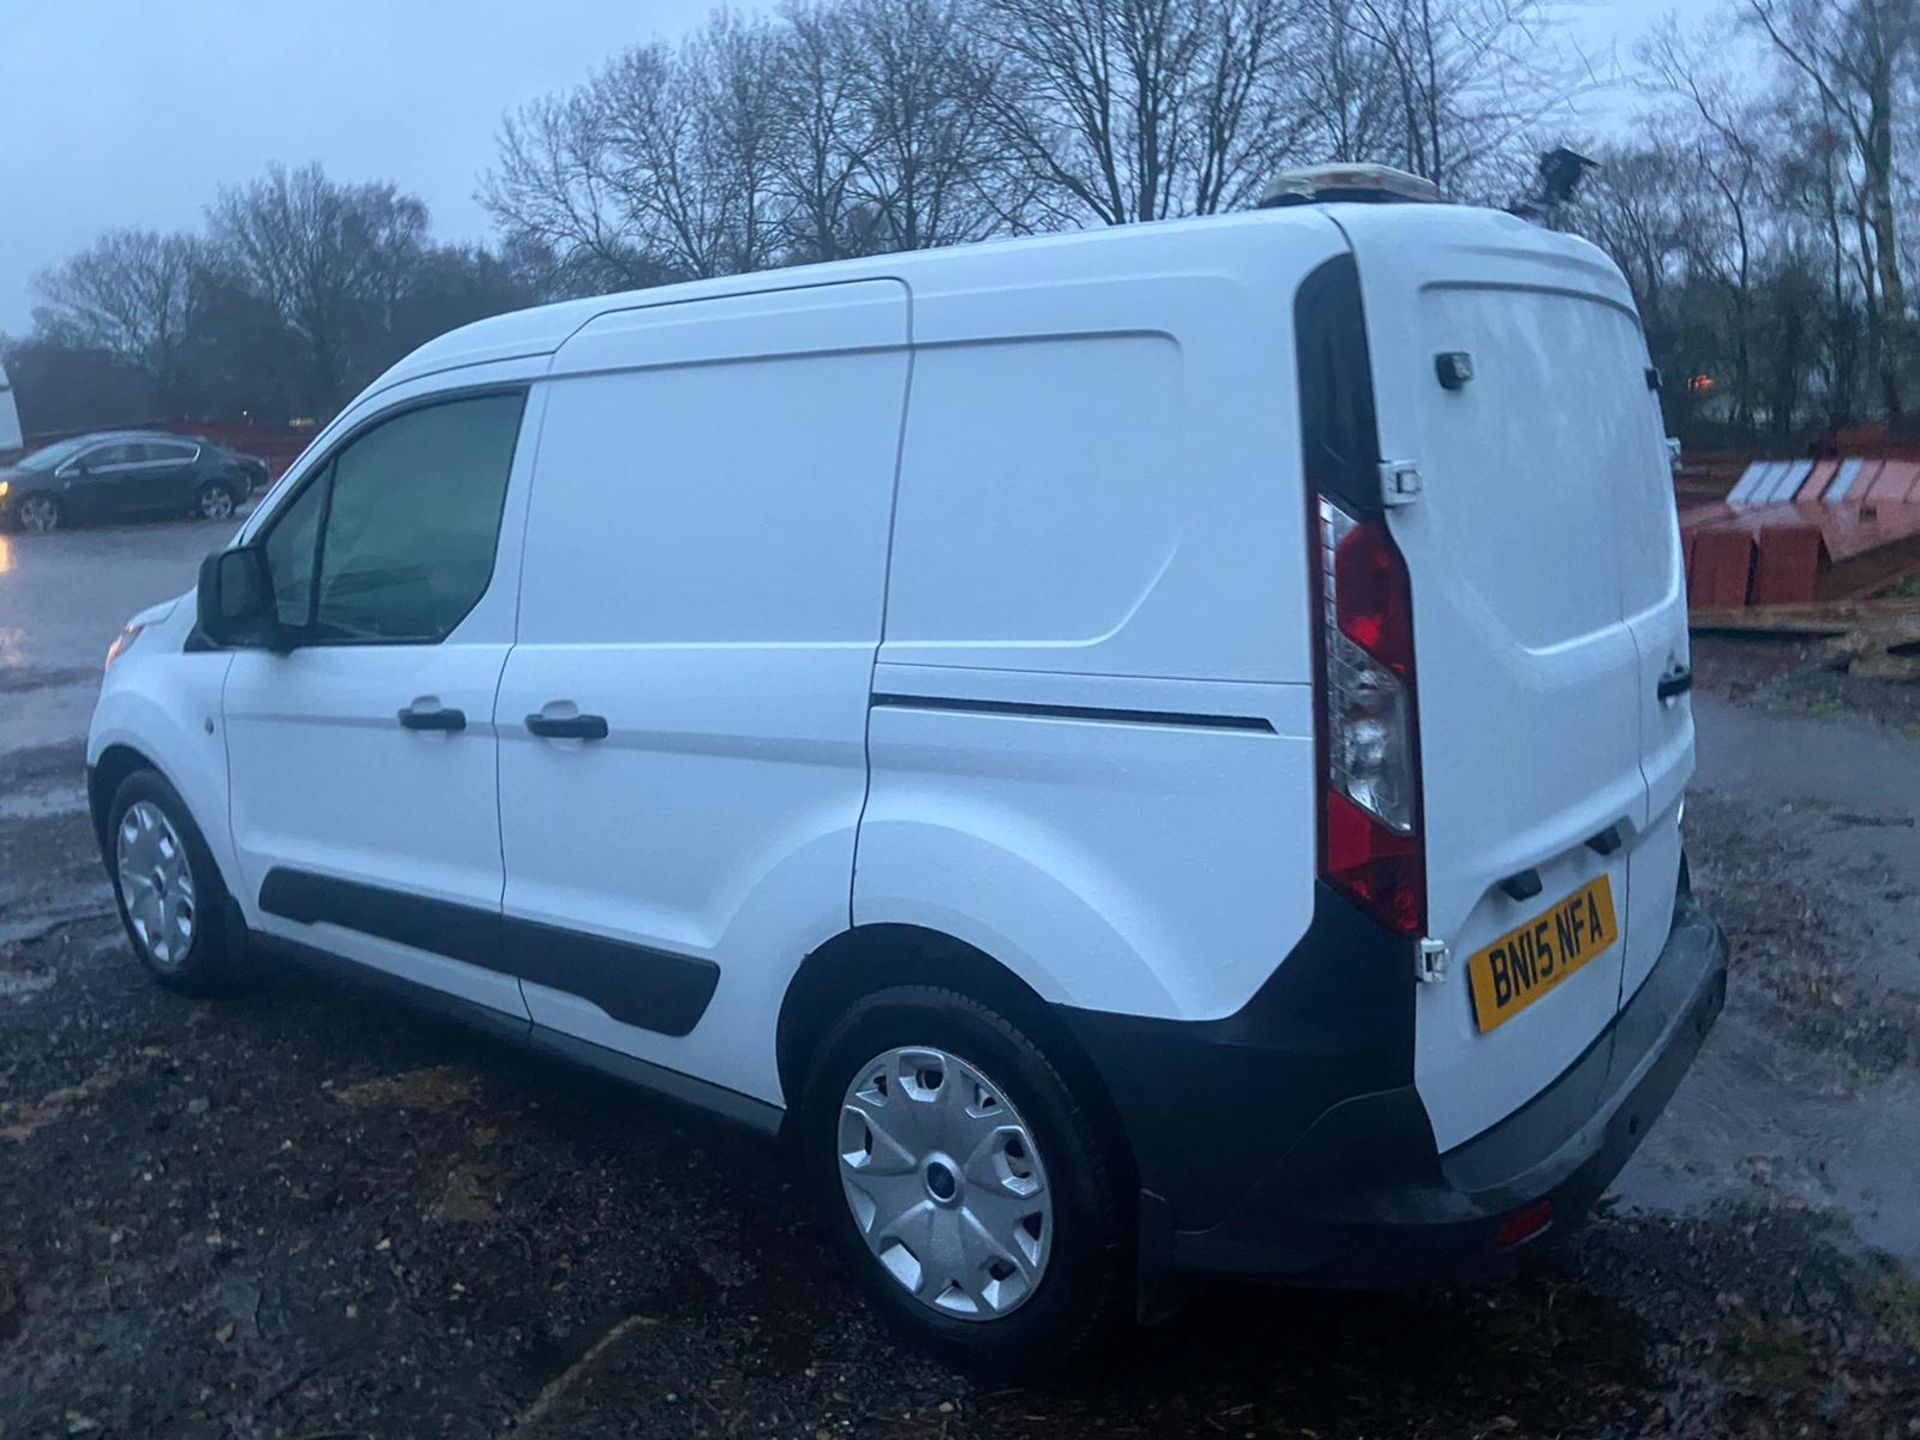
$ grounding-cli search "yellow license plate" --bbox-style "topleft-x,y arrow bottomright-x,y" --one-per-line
1467,875 -> 1619,1034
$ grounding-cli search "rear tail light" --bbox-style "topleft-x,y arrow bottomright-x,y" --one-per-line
1497,1199 -> 1554,1248
1315,496 -> 1425,935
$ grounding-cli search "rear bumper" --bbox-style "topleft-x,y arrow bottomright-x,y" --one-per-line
1064,889 -> 1727,1302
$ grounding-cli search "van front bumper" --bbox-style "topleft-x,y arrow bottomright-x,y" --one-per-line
1061,888 -> 1727,1310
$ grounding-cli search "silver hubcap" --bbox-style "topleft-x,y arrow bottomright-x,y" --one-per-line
18,495 -> 58,532
115,801 -> 196,968
838,1046 -> 1052,1321
199,488 -> 233,519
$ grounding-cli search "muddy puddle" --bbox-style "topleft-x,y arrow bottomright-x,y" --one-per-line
0,776 -> 87,821
1615,1005 -> 1920,1265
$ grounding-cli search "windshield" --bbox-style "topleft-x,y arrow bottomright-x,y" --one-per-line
16,437 -> 90,472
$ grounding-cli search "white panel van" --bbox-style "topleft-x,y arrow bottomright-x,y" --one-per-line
87,177 -> 1726,1368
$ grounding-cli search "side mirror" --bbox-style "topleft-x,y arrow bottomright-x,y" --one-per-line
197,546 -> 282,649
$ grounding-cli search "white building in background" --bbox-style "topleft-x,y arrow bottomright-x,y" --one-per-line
0,360 -> 23,461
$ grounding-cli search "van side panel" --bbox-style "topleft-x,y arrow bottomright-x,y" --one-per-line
858,671 -> 1315,1020
860,219 -> 1346,1021
881,335 -> 1186,669
496,280 -> 910,1104
885,236 -> 1344,685
87,604 -> 241,896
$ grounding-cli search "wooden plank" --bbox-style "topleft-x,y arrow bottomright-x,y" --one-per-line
1689,597 -> 1920,636
1823,613 -> 1920,682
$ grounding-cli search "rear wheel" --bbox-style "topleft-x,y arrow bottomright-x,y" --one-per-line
16,493 -> 61,533
107,769 -> 235,995
801,985 -> 1128,1373
195,482 -> 236,521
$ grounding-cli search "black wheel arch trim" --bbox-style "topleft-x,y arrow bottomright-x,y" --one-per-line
1055,879 -> 1417,1241
1063,883 -> 1728,1298
257,866 -> 719,1037
88,748 -> 247,905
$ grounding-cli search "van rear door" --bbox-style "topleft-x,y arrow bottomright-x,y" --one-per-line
1617,359 -> 1693,1010
1332,206 -> 1675,1151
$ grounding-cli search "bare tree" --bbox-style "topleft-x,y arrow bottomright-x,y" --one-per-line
847,0 -> 1035,248
488,0 -> 1035,282
1295,0 -> 1405,165
31,230 -> 206,413
211,163 -> 431,412
686,13 -> 792,273
1728,50 -> 1872,429
1338,0 -> 1588,199
484,90 -> 664,293
1569,140 -> 1690,319
1745,0 -> 1917,418
490,20 -> 796,284
772,2 -> 876,260
590,41 -> 739,280
972,0 -> 1309,226
1647,22 -> 1775,432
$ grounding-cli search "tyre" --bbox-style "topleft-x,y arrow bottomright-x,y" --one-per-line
15,493 -> 61,534
801,985 -> 1128,1372
106,769 -> 235,995
195,482 -> 236,522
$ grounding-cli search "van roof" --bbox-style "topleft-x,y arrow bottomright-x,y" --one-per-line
379,202 -> 1618,393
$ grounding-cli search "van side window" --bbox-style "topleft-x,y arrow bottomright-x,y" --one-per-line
262,466 -> 326,626
258,391 -> 526,644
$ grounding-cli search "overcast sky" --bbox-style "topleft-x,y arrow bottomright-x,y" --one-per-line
0,0 -> 1715,336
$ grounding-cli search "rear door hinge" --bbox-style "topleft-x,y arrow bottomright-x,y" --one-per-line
1379,460 -> 1422,507
1417,938 -> 1449,985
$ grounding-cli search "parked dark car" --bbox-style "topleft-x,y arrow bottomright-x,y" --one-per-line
0,431 -> 266,534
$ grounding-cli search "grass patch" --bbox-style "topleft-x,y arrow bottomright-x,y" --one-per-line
1868,1263 -> 1920,1352
1719,1313 -> 1815,1398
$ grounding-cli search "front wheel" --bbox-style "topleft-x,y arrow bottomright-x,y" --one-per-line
801,986 -> 1128,1373
107,769 -> 235,995
195,482 -> 236,522
15,493 -> 61,533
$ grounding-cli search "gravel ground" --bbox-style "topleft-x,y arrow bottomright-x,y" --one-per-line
1692,633 -> 1920,736
3,646 -> 1920,1437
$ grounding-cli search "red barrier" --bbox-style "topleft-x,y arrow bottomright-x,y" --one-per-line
1750,524 -> 1825,605
1686,527 -> 1755,609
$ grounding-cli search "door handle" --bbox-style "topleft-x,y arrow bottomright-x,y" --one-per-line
1656,666 -> 1693,702
525,711 -> 609,741
397,702 -> 466,731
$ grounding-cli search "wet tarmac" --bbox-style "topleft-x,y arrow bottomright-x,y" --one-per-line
1615,695 -> 1920,1267
0,516 -> 241,754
